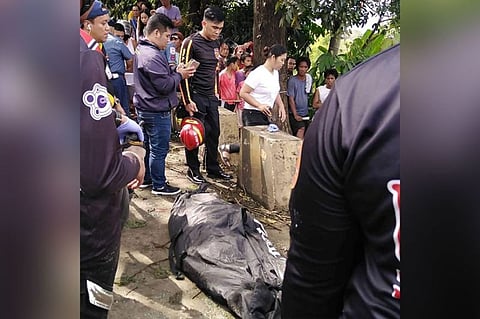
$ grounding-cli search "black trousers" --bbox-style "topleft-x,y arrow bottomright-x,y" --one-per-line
185,93 -> 222,174
80,235 -> 121,318
242,109 -> 270,126
80,287 -> 108,319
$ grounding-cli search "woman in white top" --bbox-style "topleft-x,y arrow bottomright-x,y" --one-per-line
136,9 -> 151,41
312,68 -> 338,111
239,44 -> 287,126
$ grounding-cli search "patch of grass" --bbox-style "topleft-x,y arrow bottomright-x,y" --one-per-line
117,274 -> 136,286
152,266 -> 171,279
125,218 -> 147,229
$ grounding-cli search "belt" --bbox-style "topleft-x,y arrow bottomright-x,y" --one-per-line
111,73 -> 124,79
137,110 -> 171,115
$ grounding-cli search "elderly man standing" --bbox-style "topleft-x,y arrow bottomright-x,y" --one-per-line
134,13 -> 195,195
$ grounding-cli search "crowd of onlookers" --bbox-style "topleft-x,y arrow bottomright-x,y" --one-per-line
81,0 -> 339,140
83,0 -> 342,177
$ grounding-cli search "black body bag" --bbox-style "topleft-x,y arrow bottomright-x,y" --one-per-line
168,188 -> 285,319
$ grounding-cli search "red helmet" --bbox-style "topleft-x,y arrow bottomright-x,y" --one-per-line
180,117 -> 205,150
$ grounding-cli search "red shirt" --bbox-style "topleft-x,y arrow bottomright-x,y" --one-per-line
219,69 -> 237,102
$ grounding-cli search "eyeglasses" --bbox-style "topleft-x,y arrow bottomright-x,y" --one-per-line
170,36 -> 179,40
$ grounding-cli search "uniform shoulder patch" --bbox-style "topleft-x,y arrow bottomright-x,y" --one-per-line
82,83 -> 112,120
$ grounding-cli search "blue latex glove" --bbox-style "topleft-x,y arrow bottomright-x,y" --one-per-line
117,118 -> 144,143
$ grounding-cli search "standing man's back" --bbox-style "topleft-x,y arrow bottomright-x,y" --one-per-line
282,44 -> 400,318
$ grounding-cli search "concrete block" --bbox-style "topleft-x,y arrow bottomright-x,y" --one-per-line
218,107 -> 240,167
238,126 -> 301,211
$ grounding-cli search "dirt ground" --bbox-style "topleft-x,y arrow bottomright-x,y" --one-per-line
109,141 -> 291,319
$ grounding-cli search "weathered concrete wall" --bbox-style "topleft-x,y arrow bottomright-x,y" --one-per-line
238,126 -> 301,211
218,107 -> 240,167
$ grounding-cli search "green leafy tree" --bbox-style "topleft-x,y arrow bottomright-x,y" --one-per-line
310,27 -> 399,86
276,0 -> 399,88
277,0 -> 399,55
104,0 -> 254,46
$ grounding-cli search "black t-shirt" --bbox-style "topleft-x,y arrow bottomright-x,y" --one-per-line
179,32 -> 219,103
282,44 -> 400,318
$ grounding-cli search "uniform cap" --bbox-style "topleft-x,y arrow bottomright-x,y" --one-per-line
86,0 -> 109,20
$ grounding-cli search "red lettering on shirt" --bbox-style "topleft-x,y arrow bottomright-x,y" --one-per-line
388,180 -> 400,299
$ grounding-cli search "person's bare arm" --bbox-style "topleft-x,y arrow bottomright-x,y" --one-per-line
239,83 -> 272,117
312,88 -> 322,110
275,93 -> 286,122
125,58 -> 133,73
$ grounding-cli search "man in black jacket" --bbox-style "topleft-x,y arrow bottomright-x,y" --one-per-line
133,13 -> 194,195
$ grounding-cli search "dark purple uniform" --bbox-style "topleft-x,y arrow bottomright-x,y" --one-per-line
282,44 -> 400,319
80,29 -> 141,317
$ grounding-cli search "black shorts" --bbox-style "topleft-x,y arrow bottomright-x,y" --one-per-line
289,113 -> 309,135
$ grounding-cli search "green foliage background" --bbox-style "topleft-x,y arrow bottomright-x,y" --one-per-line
103,0 -> 399,86
309,26 -> 400,87
103,0 -> 254,46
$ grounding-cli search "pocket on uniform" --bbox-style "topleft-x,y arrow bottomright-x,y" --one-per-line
86,279 -> 114,310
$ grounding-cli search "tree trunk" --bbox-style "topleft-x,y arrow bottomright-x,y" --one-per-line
328,32 -> 342,56
252,0 -> 285,66
253,0 -> 290,133
185,0 -> 203,33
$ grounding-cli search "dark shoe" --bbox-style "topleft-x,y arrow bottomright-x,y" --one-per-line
151,184 -> 181,196
139,181 -> 152,189
207,170 -> 232,180
187,169 -> 206,184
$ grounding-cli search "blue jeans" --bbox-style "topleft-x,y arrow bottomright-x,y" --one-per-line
137,110 -> 171,188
